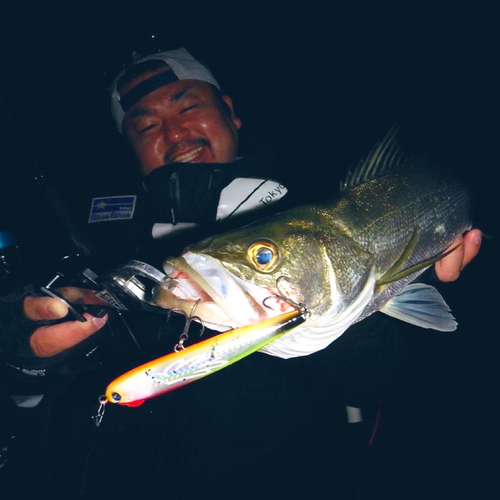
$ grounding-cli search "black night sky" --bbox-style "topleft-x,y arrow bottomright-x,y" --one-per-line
0,5 -> 497,498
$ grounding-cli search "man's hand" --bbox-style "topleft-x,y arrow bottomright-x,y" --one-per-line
434,229 -> 482,282
23,294 -> 108,358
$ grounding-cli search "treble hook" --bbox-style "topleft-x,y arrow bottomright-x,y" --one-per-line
167,300 -> 205,352
263,276 -> 309,317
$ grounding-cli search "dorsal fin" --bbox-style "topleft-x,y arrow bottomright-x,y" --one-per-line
342,125 -> 414,191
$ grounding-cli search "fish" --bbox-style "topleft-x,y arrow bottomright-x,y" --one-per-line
105,309 -> 305,406
153,128 -> 473,359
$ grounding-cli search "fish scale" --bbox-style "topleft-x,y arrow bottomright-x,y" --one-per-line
337,163 -> 472,319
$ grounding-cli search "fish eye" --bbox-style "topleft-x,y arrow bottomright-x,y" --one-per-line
247,241 -> 280,272
111,392 -> 122,402
256,248 -> 272,265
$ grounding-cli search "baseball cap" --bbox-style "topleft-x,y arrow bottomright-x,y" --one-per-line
110,47 -> 220,133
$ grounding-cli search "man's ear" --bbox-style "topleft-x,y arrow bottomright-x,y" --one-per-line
222,95 -> 242,130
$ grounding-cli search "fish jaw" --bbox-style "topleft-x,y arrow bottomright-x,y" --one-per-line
156,251 -> 294,330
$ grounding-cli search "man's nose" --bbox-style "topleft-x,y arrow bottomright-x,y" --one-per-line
162,118 -> 189,144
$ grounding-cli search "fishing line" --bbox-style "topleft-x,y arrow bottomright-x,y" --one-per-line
79,396 -> 111,499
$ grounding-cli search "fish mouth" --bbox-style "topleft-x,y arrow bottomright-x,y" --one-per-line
154,251 -> 294,331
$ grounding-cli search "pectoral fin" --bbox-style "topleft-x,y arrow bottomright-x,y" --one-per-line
380,283 -> 457,331
376,226 -> 461,288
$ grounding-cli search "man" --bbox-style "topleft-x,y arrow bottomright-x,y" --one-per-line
114,56 -> 241,172
1,47 -> 482,498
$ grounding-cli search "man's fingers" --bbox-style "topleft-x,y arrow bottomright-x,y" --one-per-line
434,229 -> 482,282
30,313 -> 108,358
435,237 -> 464,282
23,296 -> 70,321
461,229 -> 482,269
23,292 -> 109,357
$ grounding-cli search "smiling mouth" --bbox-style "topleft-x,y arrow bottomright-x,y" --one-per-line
171,146 -> 204,163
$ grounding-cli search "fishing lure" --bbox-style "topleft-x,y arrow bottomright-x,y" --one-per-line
105,309 -> 305,407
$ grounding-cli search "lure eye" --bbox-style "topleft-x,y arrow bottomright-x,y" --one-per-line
111,392 -> 122,402
248,241 -> 280,272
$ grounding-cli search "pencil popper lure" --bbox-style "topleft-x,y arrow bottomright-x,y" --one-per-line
104,309 -> 305,407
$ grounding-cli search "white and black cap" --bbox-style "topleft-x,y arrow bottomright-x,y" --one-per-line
110,47 -> 220,133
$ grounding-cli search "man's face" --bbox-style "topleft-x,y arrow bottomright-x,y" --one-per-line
120,68 -> 242,176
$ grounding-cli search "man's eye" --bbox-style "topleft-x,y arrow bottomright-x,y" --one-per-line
180,104 -> 199,114
137,123 -> 159,134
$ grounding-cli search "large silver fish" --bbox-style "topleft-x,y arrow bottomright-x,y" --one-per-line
154,128 -> 472,359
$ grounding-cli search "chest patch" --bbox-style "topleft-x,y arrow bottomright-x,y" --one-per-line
88,195 -> 137,223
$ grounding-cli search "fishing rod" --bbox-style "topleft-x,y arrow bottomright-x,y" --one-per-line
0,94 -> 96,263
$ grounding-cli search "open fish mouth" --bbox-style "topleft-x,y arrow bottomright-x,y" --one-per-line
153,251 -> 294,331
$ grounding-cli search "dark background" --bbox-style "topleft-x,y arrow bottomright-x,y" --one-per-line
0,5 -> 497,498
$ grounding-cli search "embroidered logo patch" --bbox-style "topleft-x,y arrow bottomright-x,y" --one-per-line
88,195 -> 136,223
